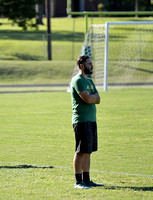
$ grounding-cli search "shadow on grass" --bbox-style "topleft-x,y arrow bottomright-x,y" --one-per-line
12,53 -> 42,60
0,164 -> 54,169
105,185 -> 153,192
120,62 -> 153,74
0,30 -> 84,42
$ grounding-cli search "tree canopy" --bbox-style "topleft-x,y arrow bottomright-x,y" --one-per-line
0,0 -> 43,30
99,0 -> 152,12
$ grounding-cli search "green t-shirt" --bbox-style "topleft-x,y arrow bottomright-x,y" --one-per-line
71,74 -> 98,124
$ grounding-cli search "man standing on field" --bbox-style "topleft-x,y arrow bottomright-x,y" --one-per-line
71,55 -> 104,189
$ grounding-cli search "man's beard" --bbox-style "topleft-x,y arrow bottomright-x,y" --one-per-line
84,66 -> 93,75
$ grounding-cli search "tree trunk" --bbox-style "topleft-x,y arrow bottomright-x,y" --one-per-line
35,4 -> 43,25
135,0 -> 138,17
45,0 -> 52,60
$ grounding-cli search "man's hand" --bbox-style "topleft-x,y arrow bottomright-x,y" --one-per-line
79,90 -> 100,104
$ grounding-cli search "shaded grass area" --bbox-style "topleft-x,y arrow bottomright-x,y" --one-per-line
0,60 -> 152,90
0,60 -> 75,85
0,164 -> 54,169
0,30 -> 84,42
0,89 -> 152,199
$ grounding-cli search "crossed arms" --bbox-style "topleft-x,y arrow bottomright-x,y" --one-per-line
79,90 -> 100,104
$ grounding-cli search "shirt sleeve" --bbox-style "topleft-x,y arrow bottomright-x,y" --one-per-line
90,79 -> 98,94
74,78 -> 87,94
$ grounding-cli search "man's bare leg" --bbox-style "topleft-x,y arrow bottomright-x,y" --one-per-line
73,153 -> 83,174
82,153 -> 90,172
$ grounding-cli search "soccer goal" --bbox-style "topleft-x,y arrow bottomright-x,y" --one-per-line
68,21 -> 153,91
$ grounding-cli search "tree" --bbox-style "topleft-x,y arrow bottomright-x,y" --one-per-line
0,0 -> 44,30
99,0 -> 152,12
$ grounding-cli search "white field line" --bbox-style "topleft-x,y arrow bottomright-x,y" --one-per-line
54,166 -> 153,178
0,162 -> 153,178
90,169 -> 153,178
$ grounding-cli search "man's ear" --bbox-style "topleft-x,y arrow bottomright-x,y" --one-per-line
79,64 -> 84,69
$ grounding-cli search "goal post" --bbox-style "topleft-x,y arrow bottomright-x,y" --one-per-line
104,22 -> 109,91
68,21 -> 153,91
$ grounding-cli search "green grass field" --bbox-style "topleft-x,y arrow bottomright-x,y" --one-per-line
0,60 -> 75,85
0,16 -> 153,199
0,17 -> 153,60
0,17 -> 153,87
0,88 -> 153,199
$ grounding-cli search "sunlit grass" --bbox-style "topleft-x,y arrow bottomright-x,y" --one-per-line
0,89 -> 153,199
0,17 -> 153,60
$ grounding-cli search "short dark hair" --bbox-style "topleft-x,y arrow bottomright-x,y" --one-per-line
77,55 -> 89,69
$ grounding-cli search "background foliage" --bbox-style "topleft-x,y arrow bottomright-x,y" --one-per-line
99,0 -> 153,11
0,0 -> 43,30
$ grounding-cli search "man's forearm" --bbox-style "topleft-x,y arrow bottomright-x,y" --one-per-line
83,92 -> 100,104
79,90 -> 100,104
90,93 -> 100,104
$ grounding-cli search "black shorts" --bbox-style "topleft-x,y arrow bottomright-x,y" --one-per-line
73,121 -> 98,154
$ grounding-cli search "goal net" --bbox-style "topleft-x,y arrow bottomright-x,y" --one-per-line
68,21 -> 153,91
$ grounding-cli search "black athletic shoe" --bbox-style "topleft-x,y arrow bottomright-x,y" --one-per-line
85,180 -> 104,187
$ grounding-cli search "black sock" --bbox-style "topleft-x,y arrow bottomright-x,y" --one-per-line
83,172 -> 90,183
75,173 -> 82,184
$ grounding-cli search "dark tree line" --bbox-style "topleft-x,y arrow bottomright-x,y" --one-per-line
0,0 -> 43,30
99,0 -> 152,12
0,0 -> 152,30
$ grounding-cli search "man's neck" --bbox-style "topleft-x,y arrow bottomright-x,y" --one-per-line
79,70 -> 87,79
